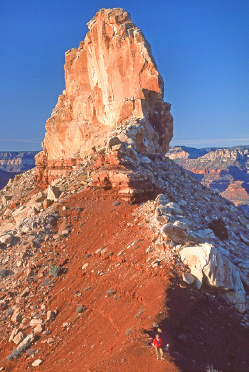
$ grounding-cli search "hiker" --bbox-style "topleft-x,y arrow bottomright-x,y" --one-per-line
153,334 -> 164,360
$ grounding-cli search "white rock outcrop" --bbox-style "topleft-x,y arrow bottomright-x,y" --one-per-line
179,243 -> 246,312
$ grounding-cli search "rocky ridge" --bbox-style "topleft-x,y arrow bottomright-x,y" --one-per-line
0,151 -> 249,370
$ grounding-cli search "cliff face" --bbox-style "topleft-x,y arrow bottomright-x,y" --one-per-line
35,8 -> 173,186
167,146 -> 249,208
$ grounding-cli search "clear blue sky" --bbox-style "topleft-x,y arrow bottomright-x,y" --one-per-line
0,0 -> 248,151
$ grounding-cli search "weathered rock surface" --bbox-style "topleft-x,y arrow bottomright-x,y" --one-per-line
35,8 -> 173,187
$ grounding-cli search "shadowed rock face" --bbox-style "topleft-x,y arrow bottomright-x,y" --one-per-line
35,8 -> 173,186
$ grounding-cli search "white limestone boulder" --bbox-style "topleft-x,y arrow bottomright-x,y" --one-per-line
179,243 -> 246,312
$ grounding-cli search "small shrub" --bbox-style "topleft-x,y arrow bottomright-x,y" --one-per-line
106,288 -> 116,297
208,217 -> 228,240
135,306 -> 145,319
76,304 -> 86,314
125,327 -> 134,336
7,344 -> 28,361
42,277 -> 53,286
49,265 -> 61,277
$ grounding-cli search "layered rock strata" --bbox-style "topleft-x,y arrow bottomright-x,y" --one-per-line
0,152 -> 38,190
167,145 -> 249,210
35,8 -> 173,188
0,152 -> 38,173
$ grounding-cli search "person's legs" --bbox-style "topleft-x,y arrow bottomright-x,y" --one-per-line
159,347 -> 164,359
154,346 -> 159,358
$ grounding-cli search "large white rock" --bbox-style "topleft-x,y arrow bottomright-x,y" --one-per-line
179,243 -> 246,311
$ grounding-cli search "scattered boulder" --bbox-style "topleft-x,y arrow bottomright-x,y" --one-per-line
47,310 -> 56,322
108,137 -> 121,149
47,185 -> 61,201
173,220 -> 189,232
30,318 -> 42,327
76,304 -> 86,314
225,290 -> 247,313
43,198 -> 53,210
0,234 -> 13,245
165,202 -> 183,215
13,331 -> 26,345
239,232 -> 249,245
0,269 -> 14,278
182,272 -> 195,285
9,328 -> 18,343
11,308 -> 22,324
20,287 -> 30,298
194,229 -> 215,240
32,359 -> 43,367
34,323 -> 45,334
160,223 -> 191,244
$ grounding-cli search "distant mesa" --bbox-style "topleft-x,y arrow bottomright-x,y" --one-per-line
35,8 -> 173,187
0,151 -> 39,190
166,145 -> 249,210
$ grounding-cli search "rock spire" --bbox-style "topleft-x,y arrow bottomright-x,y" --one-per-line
35,8 -> 173,186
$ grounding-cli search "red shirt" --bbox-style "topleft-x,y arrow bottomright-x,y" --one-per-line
153,337 -> 162,347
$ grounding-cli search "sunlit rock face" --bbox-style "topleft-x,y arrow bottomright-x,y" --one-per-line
35,8 -> 173,186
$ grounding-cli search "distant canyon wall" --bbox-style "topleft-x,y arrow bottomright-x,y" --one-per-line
166,145 -> 249,212
0,151 -> 38,189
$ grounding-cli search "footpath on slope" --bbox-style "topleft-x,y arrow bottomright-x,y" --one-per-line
0,188 -> 248,372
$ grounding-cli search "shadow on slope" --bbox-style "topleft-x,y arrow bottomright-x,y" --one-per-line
146,278 -> 249,372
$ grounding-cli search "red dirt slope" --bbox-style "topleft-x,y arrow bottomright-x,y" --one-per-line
0,189 -> 248,372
